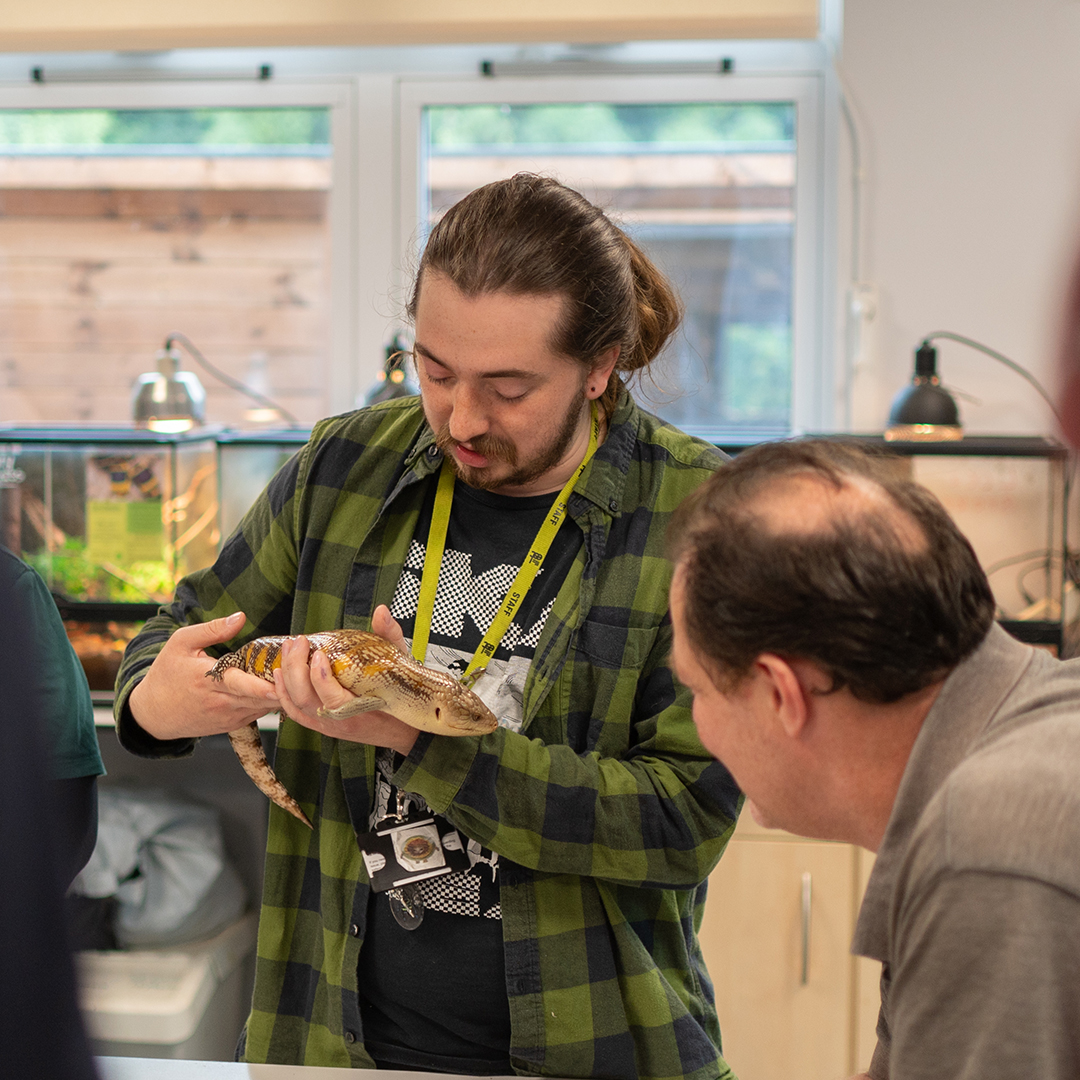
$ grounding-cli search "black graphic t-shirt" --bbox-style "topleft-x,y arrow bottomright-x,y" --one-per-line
356,478 -> 580,1073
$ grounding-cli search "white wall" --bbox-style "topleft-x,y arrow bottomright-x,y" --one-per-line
840,0 -> 1080,435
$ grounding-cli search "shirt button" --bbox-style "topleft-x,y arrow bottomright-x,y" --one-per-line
345,1031 -> 356,1044
608,499 -> 618,512
428,445 -> 439,457
350,924 -> 359,937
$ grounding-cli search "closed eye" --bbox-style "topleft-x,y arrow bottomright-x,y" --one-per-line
489,380 -> 532,402
418,355 -> 453,386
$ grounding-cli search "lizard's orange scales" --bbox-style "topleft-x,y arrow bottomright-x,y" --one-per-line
206,628 -> 498,827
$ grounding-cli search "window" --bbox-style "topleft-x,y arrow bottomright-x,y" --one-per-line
0,56 -> 833,436
399,73 -> 827,441
0,80 -> 356,427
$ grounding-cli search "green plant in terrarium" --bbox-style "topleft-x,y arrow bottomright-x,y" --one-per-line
27,537 -> 175,603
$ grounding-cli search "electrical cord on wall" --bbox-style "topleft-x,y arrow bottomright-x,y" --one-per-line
829,42 -> 868,433
165,331 -> 301,428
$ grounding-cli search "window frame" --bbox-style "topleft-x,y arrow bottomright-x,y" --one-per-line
0,77 -> 361,414
396,71 -> 831,437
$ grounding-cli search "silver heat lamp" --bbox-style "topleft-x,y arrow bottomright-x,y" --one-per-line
131,343 -> 207,433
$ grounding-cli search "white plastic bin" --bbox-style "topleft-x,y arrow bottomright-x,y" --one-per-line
77,911 -> 258,1060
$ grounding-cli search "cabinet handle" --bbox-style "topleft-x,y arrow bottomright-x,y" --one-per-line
800,870 -> 812,986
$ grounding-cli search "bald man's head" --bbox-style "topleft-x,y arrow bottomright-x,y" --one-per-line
742,467 -> 928,552
670,440 -> 995,703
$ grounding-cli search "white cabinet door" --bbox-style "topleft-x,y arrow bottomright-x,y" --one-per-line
699,822 -> 862,1080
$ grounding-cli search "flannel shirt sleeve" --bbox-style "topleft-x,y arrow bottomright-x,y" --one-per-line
112,448 -> 305,758
395,618 -> 740,889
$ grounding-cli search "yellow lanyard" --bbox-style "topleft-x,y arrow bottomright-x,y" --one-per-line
411,402 -> 600,687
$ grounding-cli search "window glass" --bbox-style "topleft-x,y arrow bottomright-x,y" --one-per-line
422,101 -> 795,439
0,107 -> 330,148
0,107 -> 332,426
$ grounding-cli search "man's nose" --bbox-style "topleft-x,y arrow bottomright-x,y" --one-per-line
447,384 -> 488,443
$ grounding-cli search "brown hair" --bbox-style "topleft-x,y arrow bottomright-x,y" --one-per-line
407,173 -> 681,419
669,439 -> 996,703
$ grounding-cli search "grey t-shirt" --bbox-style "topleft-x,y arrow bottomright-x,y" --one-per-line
855,625 -> 1080,1079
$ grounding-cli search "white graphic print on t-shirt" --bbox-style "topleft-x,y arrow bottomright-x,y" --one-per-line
390,537 -> 555,735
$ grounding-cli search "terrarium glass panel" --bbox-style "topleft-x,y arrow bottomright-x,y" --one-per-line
0,427 -> 219,694
0,429 -> 219,603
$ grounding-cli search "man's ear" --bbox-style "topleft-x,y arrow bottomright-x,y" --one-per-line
585,346 -> 621,400
754,653 -> 810,738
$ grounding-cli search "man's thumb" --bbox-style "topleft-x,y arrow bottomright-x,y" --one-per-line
179,611 -> 247,650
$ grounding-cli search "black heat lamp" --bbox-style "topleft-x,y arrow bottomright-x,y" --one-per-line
885,341 -> 963,442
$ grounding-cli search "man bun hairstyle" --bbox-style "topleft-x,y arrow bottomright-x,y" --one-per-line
407,173 -> 681,418
669,439 -> 996,704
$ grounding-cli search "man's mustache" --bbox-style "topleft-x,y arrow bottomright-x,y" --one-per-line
434,425 -> 518,466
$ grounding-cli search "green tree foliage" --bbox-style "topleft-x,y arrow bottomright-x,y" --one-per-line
721,323 -> 792,424
0,108 -> 330,148
427,101 -> 794,149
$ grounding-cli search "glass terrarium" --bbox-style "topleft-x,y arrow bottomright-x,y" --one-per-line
0,425 -> 220,696
216,428 -> 310,540
802,435 -> 1069,654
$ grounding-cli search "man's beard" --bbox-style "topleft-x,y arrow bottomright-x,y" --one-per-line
433,394 -> 589,493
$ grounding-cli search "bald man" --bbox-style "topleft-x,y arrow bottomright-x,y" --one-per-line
668,439 -> 1080,1080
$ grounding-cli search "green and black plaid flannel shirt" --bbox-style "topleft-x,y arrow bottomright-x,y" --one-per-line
115,388 -> 742,1080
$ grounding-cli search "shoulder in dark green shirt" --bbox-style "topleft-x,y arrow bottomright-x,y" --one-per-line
1,546 -> 103,780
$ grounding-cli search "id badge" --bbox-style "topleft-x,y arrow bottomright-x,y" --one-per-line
357,815 -> 470,894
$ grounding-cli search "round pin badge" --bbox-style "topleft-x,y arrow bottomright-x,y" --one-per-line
389,884 -> 425,930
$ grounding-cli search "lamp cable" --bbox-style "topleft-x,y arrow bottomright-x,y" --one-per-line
920,330 -> 1077,607
921,330 -> 1062,429
164,332 -> 300,427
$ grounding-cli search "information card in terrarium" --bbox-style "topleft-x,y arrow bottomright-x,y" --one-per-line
85,454 -> 165,568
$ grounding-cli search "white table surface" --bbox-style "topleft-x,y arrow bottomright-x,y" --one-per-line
96,1059 -> 517,1080
93,706 -> 281,730
95,1059 -> 345,1078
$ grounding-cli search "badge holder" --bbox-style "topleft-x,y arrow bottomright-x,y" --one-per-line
357,790 -> 470,929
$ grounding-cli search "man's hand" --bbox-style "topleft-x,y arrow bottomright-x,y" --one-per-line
129,611 -> 279,740
272,605 -> 420,756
